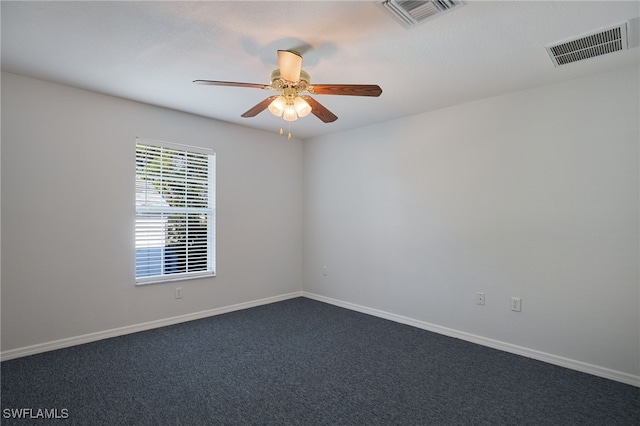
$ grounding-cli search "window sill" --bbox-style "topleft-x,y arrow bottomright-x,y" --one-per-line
135,271 -> 216,286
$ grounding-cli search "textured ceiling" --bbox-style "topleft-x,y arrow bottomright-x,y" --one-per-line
2,1 -> 639,140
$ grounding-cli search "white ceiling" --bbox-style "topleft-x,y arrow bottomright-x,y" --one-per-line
2,1 -> 639,140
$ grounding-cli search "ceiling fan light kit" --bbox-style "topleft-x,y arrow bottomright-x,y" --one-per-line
267,67 -> 313,122
194,49 -> 382,139
293,96 -> 312,118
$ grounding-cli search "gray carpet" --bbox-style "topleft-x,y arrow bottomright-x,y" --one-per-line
1,297 -> 639,425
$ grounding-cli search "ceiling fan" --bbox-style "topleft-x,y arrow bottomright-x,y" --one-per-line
194,50 -> 382,138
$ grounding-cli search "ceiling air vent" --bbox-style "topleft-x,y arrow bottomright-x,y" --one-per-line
382,0 -> 464,28
545,22 -> 628,67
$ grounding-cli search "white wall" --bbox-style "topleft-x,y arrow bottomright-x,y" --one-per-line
303,65 -> 639,379
1,72 -> 303,352
2,65 -> 639,384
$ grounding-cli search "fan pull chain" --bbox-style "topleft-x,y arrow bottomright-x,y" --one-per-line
276,115 -> 293,140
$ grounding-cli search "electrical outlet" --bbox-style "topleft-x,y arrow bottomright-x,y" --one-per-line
175,287 -> 183,299
511,297 -> 521,312
475,292 -> 485,305
322,265 -> 328,276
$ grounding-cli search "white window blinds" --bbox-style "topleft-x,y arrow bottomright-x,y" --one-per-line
135,139 -> 215,284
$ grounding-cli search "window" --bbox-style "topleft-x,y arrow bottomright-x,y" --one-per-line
135,138 -> 215,284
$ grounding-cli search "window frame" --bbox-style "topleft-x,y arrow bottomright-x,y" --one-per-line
135,138 -> 216,285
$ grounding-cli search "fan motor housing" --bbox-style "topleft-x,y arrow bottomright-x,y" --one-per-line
271,69 -> 310,84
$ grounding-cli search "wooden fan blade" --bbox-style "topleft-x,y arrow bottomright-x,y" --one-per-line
300,96 -> 338,123
241,96 -> 279,118
311,84 -> 382,97
277,50 -> 302,82
193,80 -> 270,89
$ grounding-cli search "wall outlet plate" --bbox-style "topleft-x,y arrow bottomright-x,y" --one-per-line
511,297 -> 521,312
476,292 -> 485,305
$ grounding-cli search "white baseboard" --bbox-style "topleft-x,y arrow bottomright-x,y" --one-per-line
302,292 -> 640,388
3,290 -> 638,388
1,291 -> 303,362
